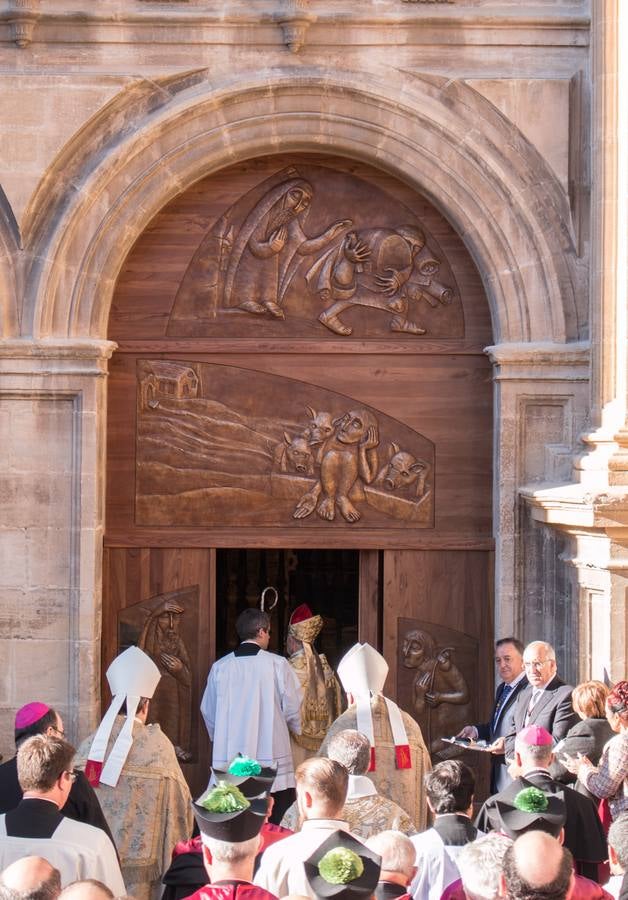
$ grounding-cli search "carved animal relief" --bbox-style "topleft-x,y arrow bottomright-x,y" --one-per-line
167,165 -> 463,339
135,362 -> 434,528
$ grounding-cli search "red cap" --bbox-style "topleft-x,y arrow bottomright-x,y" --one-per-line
15,702 -> 51,730
518,724 -> 553,746
289,604 -> 313,625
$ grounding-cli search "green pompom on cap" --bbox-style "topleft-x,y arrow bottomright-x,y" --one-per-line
513,787 -> 549,813
228,756 -> 262,777
201,782 -> 251,813
318,848 -> 364,885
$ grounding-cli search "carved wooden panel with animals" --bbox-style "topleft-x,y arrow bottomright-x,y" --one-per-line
107,154 -> 493,549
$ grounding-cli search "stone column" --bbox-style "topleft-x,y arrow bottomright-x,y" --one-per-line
521,1 -> 628,684
0,339 -> 115,759
575,0 -> 628,488
487,342 -> 589,682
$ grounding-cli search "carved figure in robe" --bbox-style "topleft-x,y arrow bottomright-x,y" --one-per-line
402,628 -> 470,754
223,175 -> 352,318
138,599 -> 193,761
293,407 -> 380,522
307,224 -> 453,336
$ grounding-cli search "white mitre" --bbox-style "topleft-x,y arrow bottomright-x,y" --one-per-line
85,646 -> 160,788
337,642 -> 411,771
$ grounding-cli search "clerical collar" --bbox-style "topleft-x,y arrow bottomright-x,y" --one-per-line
433,812 -> 477,846
234,642 -> 262,657
375,883 -> 409,900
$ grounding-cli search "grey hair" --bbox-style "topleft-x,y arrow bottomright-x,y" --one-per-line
326,729 -> 371,775
524,641 -> 556,661
0,872 -> 61,900
202,834 -> 259,863
457,833 -> 512,900
514,736 -> 553,765
609,813 -> 628,870
365,830 -> 415,879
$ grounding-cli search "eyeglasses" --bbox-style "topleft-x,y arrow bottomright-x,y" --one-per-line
50,725 -> 66,738
524,660 -> 551,670
64,770 -> 77,783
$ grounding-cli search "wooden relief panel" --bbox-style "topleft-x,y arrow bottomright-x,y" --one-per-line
136,361 -> 435,528
397,618 -> 477,756
118,585 -> 199,763
166,164 -> 463,340
103,547 -> 213,797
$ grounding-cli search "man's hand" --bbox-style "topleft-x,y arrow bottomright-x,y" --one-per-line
161,652 -> 183,674
457,726 -> 478,740
489,736 -> 505,755
163,600 -> 184,615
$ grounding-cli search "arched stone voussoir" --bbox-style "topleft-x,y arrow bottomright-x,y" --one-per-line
22,67 -> 581,344
0,184 -> 21,338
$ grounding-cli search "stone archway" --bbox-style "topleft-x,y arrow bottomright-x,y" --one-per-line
0,185 -> 20,338
19,67 -> 581,344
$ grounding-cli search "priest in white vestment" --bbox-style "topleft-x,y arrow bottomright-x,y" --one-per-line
201,607 -> 302,823
0,734 -> 125,895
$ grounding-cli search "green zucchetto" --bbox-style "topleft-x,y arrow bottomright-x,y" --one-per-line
201,782 -> 251,813
513,786 -> 549,813
228,756 -> 262,777
318,848 -> 364,884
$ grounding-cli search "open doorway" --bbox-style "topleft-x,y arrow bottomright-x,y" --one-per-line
215,549 -> 360,668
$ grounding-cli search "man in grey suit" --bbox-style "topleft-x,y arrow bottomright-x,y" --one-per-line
458,637 -> 527,792
504,641 -> 578,760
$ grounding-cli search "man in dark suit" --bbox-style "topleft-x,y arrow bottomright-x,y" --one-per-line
458,637 -> 527,792
0,702 -> 114,847
504,640 -> 578,760
476,725 -> 607,883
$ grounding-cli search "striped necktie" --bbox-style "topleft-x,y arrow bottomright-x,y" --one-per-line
492,682 -> 513,732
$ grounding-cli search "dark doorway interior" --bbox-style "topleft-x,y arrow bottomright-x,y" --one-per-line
215,549 -> 359,668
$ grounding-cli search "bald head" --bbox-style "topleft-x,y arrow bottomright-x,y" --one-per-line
501,832 -> 573,900
58,882 -> 114,900
0,857 -> 61,900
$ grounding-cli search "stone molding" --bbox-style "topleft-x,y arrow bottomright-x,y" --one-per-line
486,341 -> 590,381
12,69 -> 581,348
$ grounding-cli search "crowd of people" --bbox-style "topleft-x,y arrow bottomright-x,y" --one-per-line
1,604 -> 627,900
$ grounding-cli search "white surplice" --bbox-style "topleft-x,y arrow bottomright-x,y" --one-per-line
0,815 -> 125,896
201,645 -> 303,792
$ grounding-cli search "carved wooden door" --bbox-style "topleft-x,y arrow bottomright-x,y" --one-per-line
105,153 -> 494,789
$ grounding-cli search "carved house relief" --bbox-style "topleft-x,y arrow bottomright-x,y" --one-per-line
166,164 -> 463,340
135,361 -> 435,528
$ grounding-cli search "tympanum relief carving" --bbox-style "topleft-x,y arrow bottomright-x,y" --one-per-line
135,362 -> 434,528
397,620 -> 476,756
167,165 -> 463,339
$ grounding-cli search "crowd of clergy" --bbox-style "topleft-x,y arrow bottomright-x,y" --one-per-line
1,603 -> 628,900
